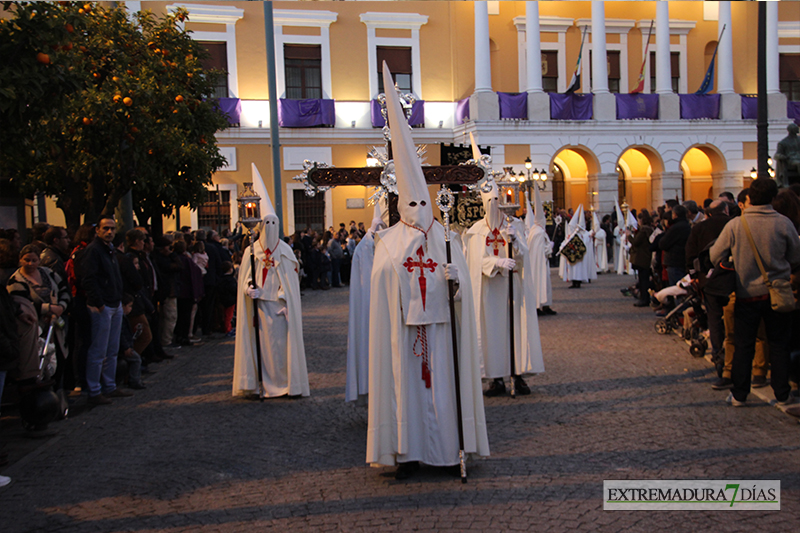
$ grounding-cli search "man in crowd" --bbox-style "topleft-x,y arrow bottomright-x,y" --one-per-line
711,178 -> 800,408
80,216 -> 132,405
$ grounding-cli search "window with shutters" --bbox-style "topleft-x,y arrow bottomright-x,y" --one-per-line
780,54 -> 800,102
377,46 -> 412,94
198,41 -> 229,99
541,51 -> 558,93
588,50 -> 622,93
284,44 -> 322,100
197,190 -> 231,233
649,51 -> 680,94
293,189 -> 325,232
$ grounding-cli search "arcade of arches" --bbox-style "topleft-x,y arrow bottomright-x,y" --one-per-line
546,144 -> 737,215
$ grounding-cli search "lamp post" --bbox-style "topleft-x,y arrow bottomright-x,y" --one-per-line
523,157 -> 547,192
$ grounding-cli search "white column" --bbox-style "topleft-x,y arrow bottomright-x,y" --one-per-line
591,1 -> 609,94
717,1 -> 734,94
655,0 -> 672,94
525,1 -> 543,93
766,0 -> 779,94
474,1 -> 492,93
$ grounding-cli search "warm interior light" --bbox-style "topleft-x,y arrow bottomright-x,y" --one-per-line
750,167 -> 757,179
524,156 -> 532,170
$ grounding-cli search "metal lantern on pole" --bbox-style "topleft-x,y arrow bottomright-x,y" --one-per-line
237,182 -> 262,230
496,171 -> 521,217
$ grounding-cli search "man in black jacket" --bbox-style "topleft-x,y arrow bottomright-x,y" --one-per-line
80,216 -> 131,405
658,204 -> 692,288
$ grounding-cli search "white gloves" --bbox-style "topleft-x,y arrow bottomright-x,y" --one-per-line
496,258 -> 516,271
246,286 -> 261,300
444,263 -> 459,283
506,224 -> 516,241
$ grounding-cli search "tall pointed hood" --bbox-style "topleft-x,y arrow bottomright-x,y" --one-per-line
533,181 -> 546,230
383,62 -> 432,230
525,195 -> 534,230
370,196 -> 389,233
480,179 -> 505,230
252,162 -> 279,251
627,210 -> 639,230
591,211 -> 601,233
569,204 -> 585,231
469,131 -> 482,161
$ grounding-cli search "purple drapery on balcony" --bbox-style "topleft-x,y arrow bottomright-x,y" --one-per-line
277,99 -> 335,127
788,101 -> 800,126
456,97 -> 470,124
615,94 -> 658,120
216,98 -> 241,126
498,92 -> 528,120
371,99 -> 424,127
679,94 -> 720,119
549,93 -> 593,120
741,95 -> 757,119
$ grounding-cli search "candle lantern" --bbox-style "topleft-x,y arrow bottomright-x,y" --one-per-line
496,171 -> 521,217
237,182 -> 262,230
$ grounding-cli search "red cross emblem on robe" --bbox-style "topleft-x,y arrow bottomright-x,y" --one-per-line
485,227 -> 506,256
402,246 -> 438,311
261,249 -> 275,285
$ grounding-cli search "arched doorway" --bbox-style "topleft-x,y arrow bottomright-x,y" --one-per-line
681,145 -> 726,204
550,146 -> 600,213
615,145 -> 664,212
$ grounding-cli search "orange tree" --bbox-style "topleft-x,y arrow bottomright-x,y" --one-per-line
0,2 -> 229,231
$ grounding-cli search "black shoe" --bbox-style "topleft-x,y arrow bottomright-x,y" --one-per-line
712,377 -> 733,390
751,375 -> 769,389
129,382 -> 146,390
542,306 -> 557,315
633,301 -> 649,307
394,461 -> 420,480
536,308 -> 544,316
88,394 -> 112,406
569,281 -> 582,289
484,378 -> 506,397
107,388 -> 134,398
513,376 -> 531,395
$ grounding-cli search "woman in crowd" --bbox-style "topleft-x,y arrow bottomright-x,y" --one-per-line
630,211 -> 655,307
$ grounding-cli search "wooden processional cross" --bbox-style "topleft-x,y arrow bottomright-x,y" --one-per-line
306,157 -> 484,226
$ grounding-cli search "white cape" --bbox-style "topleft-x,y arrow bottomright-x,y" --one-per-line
464,218 -> 544,378
594,228 -> 608,273
345,231 -> 375,402
367,222 -> 490,467
526,224 -> 553,309
233,239 -> 310,398
558,228 -> 595,282
614,226 -> 633,275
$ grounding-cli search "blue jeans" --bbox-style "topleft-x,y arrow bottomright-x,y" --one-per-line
86,304 -> 123,397
0,370 -> 5,415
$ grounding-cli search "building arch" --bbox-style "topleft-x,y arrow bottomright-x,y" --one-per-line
615,144 -> 665,211
549,145 -> 600,212
681,143 -> 728,203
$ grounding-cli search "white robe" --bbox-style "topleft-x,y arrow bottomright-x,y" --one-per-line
593,228 -> 608,273
367,222 -> 489,467
614,226 -> 633,275
525,224 -> 553,309
233,240 -> 310,398
558,228 -> 594,282
464,218 -> 544,379
345,231 -> 376,402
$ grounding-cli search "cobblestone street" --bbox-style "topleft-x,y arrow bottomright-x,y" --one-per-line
2,270 -> 799,532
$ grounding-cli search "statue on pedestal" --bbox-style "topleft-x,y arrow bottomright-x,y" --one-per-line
775,123 -> 800,188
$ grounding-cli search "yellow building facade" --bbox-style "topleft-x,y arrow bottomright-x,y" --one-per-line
39,1 -> 800,233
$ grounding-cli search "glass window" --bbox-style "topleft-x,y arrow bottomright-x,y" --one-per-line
377,46 -> 412,94
198,42 -> 229,99
284,44 -> 322,100
542,51 -> 558,93
649,51 -> 680,93
779,54 -> 800,101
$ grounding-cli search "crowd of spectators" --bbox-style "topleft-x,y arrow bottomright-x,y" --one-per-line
288,221 -> 366,291
0,217 -> 246,486
614,180 -> 800,410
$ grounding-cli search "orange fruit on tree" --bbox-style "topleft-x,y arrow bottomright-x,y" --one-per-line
113,94 -> 121,102
82,117 -> 92,125
186,72 -> 193,78
78,9 -> 84,14
123,97 -> 133,106
64,42 -> 73,51
112,76 -> 119,82
36,52 -> 50,64
93,72 -> 100,79
131,127 -> 139,133
126,69 -> 134,75
83,4 -> 91,11
175,95 -> 184,103
65,23 -> 74,33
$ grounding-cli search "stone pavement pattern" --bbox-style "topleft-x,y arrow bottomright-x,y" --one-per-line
1,271 -> 799,532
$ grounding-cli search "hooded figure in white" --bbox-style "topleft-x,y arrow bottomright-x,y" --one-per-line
525,187 -> 556,315
591,211 -> 609,273
232,165 -> 309,398
614,199 -> 634,275
367,63 -> 489,476
558,204 -> 594,287
464,145 -> 543,396
345,198 -> 388,403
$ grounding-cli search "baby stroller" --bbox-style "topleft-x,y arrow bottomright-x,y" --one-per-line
654,276 -> 710,358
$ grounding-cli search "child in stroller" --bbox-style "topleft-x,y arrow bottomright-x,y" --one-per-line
653,273 -> 710,359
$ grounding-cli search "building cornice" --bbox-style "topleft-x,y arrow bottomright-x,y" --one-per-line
273,9 -> 337,28
359,12 -> 429,31
168,3 -> 243,24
